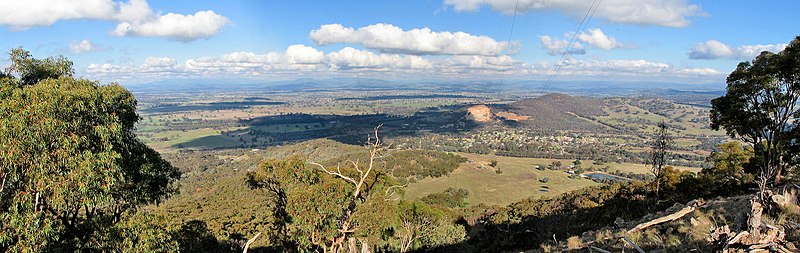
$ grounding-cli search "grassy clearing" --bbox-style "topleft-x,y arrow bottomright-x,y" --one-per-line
404,153 -> 599,206
140,128 -> 233,152
404,152 -> 703,206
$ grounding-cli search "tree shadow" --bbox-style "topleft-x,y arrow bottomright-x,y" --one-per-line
175,105 -> 480,150
413,183 -> 667,252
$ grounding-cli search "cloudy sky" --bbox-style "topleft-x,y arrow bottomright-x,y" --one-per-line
0,0 -> 797,86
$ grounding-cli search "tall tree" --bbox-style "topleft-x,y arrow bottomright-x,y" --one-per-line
5,47 -> 74,86
649,121 -> 673,197
247,126 -> 399,252
0,49 -> 180,251
710,36 -> 800,201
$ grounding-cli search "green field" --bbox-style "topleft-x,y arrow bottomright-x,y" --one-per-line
404,152 -> 702,206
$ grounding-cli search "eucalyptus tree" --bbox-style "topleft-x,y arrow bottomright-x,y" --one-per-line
0,48 -> 180,251
710,36 -> 800,201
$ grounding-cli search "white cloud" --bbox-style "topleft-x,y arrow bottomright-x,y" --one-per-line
736,44 -> 788,60
539,28 -> 618,55
688,40 -> 787,60
111,10 -> 229,41
533,58 -> 722,80
141,56 -> 176,72
69,40 -> 109,54
0,0 -> 229,41
184,45 -> 327,75
443,0 -> 702,27
0,0 -> 115,30
577,29 -> 619,50
81,44 -> 723,84
284,44 -> 326,64
326,47 -> 432,70
539,35 -> 584,56
310,23 -> 514,56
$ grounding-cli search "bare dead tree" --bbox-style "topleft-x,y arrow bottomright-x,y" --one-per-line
309,125 -> 388,253
649,121 -> 673,198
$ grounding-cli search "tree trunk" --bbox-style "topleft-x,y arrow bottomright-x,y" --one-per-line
348,237 -> 357,253
359,238 -> 370,253
655,177 -> 660,198
774,156 -> 784,185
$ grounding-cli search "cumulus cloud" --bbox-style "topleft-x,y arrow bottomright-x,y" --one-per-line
141,56 -> 177,72
539,28 -> 619,55
326,47 -> 432,70
688,40 -> 787,60
310,23 -> 515,56
443,0 -> 702,27
577,29 -> 619,50
534,58 -> 722,79
539,35 -> 584,56
111,10 -> 229,41
83,44 -> 723,84
69,40 -> 110,54
0,0 -> 229,41
184,44 -> 326,74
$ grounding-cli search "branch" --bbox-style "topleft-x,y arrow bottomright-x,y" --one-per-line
310,162 -> 357,185
385,182 -> 409,201
588,246 -> 613,253
242,232 -> 261,253
620,235 -> 645,253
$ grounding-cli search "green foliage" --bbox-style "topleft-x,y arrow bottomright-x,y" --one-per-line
91,211 -> 180,253
421,188 -> 469,208
247,156 -> 398,251
659,166 -> 694,194
711,35 -> 800,187
393,201 -> 465,252
0,51 -> 179,251
701,142 -> 755,190
383,150 -> 467,178
488,160 -> 498,167
171,220 -> 239,253
5,47 -> 74,86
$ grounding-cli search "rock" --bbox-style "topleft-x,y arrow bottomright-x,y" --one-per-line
614,217 -> 625,228
785,242 -> 796,251
771,194 -> 787,206
690,217 -> 700,227
687,198 -> 705,207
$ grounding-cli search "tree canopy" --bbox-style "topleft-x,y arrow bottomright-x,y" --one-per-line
4,47 -> 74,86
710,36 -> 800,197
0,49 -> 180,251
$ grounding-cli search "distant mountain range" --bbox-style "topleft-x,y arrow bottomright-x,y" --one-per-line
124,77 -> 724,104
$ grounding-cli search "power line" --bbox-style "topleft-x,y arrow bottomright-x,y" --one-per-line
498,0 -> 519,87
540,0 -> 602,94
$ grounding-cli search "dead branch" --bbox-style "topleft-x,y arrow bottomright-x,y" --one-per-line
588,246 -> 613,253
620,235 -> 645,253
384,182 -> 409,201
628,205 -> 695,233
242,232 -> 261,253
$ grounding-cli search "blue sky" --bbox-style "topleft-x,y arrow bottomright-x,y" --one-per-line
1,0 -> 798,86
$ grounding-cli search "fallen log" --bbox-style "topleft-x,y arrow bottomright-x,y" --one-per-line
628,205 -> 695,233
